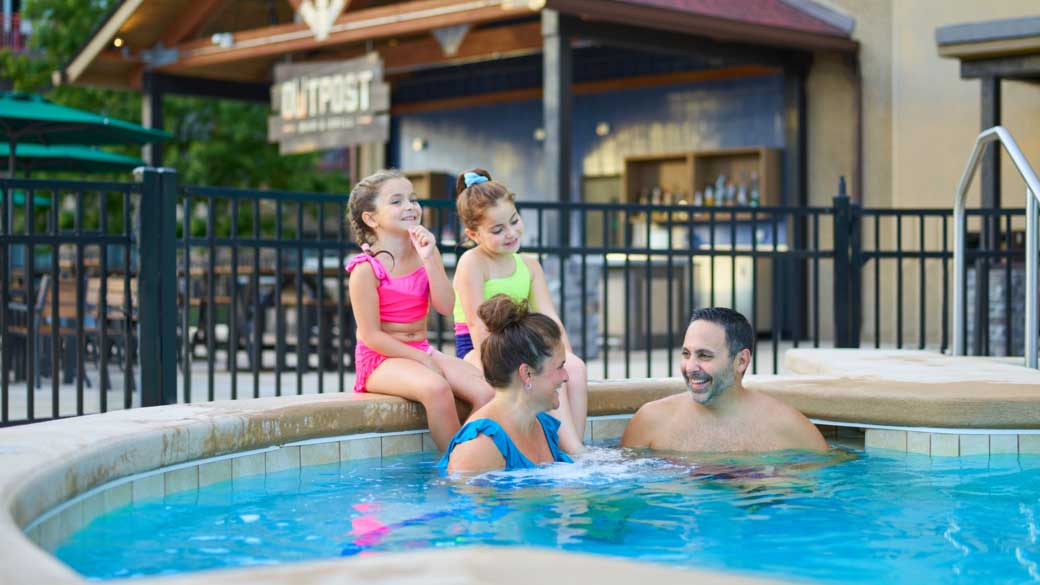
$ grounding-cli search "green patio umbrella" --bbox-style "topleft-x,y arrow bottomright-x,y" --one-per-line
0,191 -> 52,206
0,143 -> 145,175
0,92 -> 171,177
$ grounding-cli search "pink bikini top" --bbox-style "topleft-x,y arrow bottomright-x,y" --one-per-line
346,253 -> 430,323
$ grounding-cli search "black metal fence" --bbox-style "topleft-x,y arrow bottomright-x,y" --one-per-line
0,171 -> 1029,425
1,177 -> 139,423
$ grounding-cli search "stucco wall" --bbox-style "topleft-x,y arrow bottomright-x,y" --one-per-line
810,0 -> 1040,347
814,0 -> 1040,209
890,0 -> 1040,211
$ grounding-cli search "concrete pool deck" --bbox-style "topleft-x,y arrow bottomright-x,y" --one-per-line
1,349 -> 1038,584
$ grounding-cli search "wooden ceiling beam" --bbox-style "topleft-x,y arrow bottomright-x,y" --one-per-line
312,20 -> 542,74
385,20 -> 541,72
157,0 -> 535,73
161,0 -> 235,47
391,64 -> 779,115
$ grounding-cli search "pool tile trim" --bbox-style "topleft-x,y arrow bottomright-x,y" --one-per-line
19,430 -> 437,536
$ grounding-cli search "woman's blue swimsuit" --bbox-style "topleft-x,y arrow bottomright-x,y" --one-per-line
437,412 -> 573,471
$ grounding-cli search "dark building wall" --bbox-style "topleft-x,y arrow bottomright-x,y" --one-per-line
391,73 -> 785,203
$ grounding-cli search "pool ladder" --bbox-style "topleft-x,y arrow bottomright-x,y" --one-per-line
953,126 -> 1039,368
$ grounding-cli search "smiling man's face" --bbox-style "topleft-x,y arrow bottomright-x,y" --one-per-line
680,320 -> 741,405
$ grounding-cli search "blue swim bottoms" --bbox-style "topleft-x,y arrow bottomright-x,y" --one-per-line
455,332 -> 474,359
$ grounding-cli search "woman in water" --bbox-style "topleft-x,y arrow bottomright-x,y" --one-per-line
346,169 -> 493,451
451,168 -> 587,454
440,294 -> 573,473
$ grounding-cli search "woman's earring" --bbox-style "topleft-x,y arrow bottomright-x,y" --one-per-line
523,382 -> 532,391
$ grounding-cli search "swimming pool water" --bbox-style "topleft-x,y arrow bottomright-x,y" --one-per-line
54,446 -> 1040,583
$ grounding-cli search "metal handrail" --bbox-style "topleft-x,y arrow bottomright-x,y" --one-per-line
953,126 -> 1040,368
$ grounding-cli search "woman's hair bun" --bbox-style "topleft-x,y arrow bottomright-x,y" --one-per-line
478,294 -> 528,334
455,168 -> 493,196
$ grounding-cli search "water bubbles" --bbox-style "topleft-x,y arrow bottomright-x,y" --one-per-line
470,447 -> 685,488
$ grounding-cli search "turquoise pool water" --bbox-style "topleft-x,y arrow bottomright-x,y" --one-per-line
54,446 -> 1040,583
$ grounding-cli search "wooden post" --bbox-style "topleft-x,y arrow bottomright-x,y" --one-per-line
542,9 -> 572,205
142,73 -> 165,167
783,63 -> 808,207
784,60 -> 810,342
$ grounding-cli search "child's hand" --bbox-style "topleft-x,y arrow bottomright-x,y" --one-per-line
419,353 -> 443,376
408,226 -> 439,261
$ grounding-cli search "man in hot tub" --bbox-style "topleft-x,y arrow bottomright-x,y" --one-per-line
621,307 -> 827,453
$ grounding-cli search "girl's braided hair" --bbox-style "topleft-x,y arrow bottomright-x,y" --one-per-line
347,169 -> 406,263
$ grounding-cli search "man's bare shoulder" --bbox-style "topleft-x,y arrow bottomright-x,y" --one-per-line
638,392 -> 695,419
745,389 -> 805,419
746,389 -> 827,451
622,394 -> 691,448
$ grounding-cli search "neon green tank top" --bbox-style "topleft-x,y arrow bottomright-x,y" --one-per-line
453,253 -> 531,323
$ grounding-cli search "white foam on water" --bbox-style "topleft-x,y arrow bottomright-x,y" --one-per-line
472,447 -> 687,487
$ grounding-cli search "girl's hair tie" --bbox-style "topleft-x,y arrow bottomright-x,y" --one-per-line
463,172 -> 489,188
361,243 -> 372,253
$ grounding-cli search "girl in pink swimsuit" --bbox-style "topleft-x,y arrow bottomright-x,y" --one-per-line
347,170 -> 493,451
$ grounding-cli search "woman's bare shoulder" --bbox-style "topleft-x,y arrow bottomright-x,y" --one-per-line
447,434 -> 504,472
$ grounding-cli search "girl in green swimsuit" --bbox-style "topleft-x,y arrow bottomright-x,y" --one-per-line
452,168 -> 587,454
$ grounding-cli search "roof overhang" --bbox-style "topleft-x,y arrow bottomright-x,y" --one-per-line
547,0 -> 857,53
56,0 -> 856,92
937,16 -> 1040,80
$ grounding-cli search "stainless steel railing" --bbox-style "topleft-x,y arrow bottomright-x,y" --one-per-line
953,126 -> 1039,368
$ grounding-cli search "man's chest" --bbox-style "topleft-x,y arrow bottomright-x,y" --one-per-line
656,418 -> 776,452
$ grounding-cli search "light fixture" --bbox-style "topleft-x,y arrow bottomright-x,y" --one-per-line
411,137 -> 428,152
595,122 -> 611,137
210,32 -> 234,49
533,128 -> 546,141
113,37 -> 124,48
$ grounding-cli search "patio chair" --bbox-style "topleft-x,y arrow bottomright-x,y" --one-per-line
6,273 -> 90,388
6,274 -> 138,392
85,276 -> 138,393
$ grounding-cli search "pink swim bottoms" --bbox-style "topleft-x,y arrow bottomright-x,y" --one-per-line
354,339 -> 433,393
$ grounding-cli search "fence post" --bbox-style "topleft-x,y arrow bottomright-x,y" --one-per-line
136,167 -> 179,406
833,177 -> 854,348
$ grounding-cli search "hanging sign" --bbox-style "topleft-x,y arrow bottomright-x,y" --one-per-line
267,53 -> 389,155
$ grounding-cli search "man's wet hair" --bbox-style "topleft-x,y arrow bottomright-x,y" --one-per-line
688,307 -> 754,358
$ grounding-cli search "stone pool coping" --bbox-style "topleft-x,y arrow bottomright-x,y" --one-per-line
780,349 -> 1040,428
1,349 -> 1039,583
139,546 -> 784,584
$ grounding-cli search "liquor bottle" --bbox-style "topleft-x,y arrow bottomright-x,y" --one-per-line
749,171 -> 761,207
693,190 -> 704,206
704,185 -> 715,207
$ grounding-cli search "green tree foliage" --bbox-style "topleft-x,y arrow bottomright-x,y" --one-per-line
1,0 -> 351,193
